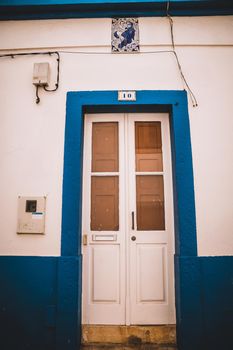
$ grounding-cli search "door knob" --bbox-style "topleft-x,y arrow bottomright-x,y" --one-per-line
131,236 -> 136,241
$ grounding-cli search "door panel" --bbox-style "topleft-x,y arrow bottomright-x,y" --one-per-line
82,114 -> 125,325
137,245 -> 165,303
129,114 -> 175,325
82,113 -> 175,325
92,245 -> 120,302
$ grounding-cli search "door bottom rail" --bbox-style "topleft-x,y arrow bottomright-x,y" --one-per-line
82,325 -> 176,346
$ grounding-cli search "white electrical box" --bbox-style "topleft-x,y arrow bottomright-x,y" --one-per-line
33,62 -> 50,86
17,196 -> 46,234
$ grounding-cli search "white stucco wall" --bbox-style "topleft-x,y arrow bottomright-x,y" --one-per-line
0,16 -> 232,256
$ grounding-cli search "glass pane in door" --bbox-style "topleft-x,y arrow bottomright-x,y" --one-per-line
135,122 -> 163,172
136,175 -> 165,230
91,122 -> 119,231
92,122 -> 119,172
91,176 -> 119,231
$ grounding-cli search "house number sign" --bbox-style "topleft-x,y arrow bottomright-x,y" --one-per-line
118,91 -> 136,101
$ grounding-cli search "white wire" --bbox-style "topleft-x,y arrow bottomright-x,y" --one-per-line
166,0 -> 198,107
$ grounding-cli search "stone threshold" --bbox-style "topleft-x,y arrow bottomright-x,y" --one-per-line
82,325 -> 176,346
81,345 -> 177,350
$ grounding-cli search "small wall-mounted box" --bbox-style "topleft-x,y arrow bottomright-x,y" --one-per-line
17,196 -> 46,234
33,62 -> 50,87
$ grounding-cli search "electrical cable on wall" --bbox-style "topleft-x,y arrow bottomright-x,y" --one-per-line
0,29 -> 197,106
57,48 -> 198,107
43,52 -> 60,92
0,51 -> 60,103
166,0 -> 198,107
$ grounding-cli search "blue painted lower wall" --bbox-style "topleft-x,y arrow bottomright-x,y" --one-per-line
175,255 -> 233,350
0,255 -> 82,350
0,255 -> 232,350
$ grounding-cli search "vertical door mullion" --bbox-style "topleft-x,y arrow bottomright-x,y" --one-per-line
127,114 -> 137,324
124,114 -> 130,326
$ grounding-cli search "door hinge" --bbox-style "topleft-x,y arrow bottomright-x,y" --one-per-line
83,234 -> 88,246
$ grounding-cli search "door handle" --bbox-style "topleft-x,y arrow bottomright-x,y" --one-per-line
131,211 -> 135,230
131,236 -> 136,241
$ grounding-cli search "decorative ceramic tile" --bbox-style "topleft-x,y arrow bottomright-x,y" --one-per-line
111,18 -> 140,53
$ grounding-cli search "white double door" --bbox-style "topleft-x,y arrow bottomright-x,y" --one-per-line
82,113 -> 175,325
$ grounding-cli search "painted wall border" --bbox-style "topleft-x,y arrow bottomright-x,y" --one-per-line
61,89 -> 197,347
62,89 -> 197,257
1,0 -> 233,20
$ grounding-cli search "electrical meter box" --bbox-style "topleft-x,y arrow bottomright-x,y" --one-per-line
33,62 -> 50,86
17,196 -> 46,234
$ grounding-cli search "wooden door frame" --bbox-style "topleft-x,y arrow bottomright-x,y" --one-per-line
61,90 -> 197,344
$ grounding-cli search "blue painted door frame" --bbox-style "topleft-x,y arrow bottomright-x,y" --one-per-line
61,89 -> 197,348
